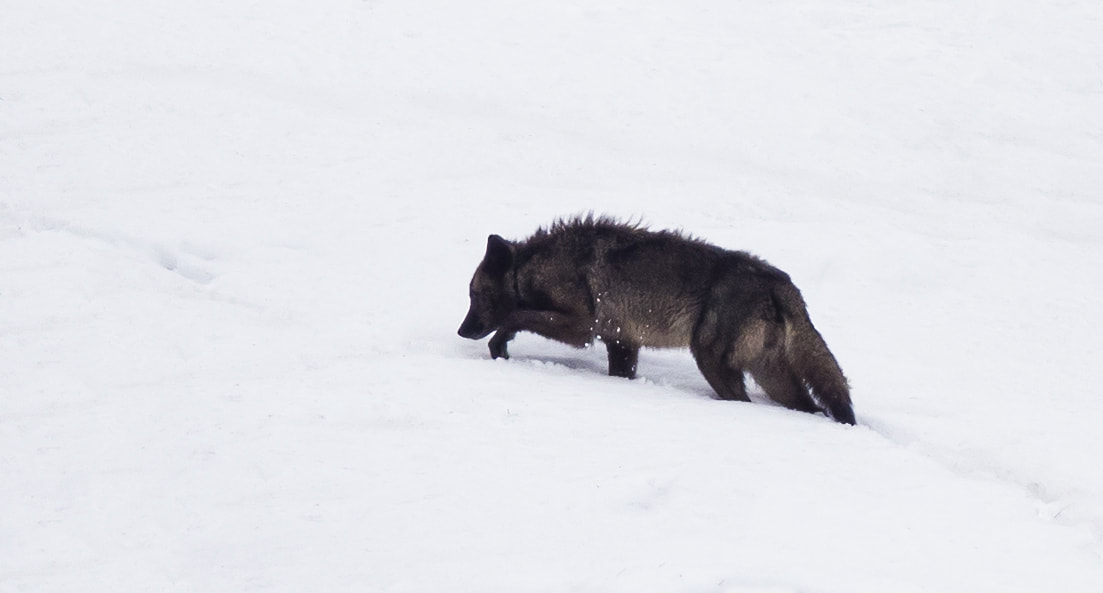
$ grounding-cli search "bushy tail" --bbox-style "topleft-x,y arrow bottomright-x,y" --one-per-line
775,283 -> 855,425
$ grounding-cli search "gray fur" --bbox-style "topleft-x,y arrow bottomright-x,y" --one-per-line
457,215 -> 855,424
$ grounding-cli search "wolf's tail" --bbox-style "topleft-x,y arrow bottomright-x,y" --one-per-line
773,281 -> 855,425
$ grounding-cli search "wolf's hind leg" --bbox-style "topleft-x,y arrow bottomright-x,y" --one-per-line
605,341 -> 639,379
751,363 -> 820,414
691,348 -> 751,402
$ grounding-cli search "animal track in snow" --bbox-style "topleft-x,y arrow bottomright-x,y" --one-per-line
26,214 -> 220,285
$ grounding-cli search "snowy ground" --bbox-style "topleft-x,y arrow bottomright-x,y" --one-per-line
3,1 -> 1103,591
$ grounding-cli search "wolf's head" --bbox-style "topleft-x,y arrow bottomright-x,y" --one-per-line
457,234 -> 518,340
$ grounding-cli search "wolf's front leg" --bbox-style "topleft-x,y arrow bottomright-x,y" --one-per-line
605,341 -> 640,379
489,310 -> 592,360
488,329 -> 515,359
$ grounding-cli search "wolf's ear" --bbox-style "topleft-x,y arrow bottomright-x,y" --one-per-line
483,234 -> 514,277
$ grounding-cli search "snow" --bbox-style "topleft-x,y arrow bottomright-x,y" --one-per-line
3,0 -> 1103,591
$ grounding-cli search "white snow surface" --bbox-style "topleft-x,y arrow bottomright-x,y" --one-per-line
3,1 -> 1103,591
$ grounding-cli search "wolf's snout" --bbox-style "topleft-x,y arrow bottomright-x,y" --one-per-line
457,312 -> 487,340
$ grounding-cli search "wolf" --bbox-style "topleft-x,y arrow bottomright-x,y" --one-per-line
457,215 -> 855,425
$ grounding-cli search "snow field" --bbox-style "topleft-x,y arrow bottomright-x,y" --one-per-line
3,1 -> 1103,591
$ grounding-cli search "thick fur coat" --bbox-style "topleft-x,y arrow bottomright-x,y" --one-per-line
458,216 -> 854,424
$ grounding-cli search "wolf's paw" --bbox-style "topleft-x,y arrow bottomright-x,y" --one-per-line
488,332 -> 511,360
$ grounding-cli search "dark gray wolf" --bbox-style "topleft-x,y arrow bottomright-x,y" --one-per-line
457,215 -> 855,425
